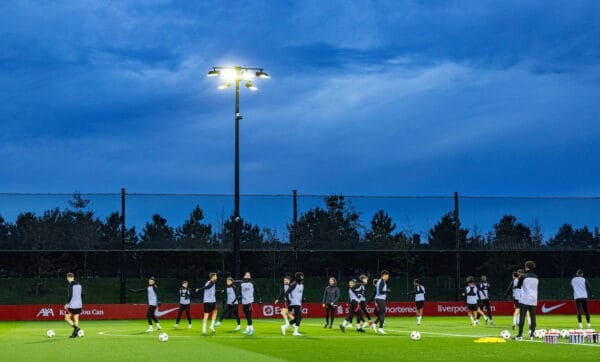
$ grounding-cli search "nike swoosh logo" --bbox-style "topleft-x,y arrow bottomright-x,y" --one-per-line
541,303 -> 566,313
154,307 -> 179,317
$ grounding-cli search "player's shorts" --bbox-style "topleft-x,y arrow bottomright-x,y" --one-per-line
179,303 -> 190,310
204,302 -> 217,313
467,303 -> 478,312
68,308 -> 82,315
415,301 -> 425,310
513,300 -> 520,308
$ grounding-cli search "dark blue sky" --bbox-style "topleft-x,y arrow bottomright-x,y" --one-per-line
2,1 -> 599,197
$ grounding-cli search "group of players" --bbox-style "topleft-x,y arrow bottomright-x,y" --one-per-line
61,262 -> 592,339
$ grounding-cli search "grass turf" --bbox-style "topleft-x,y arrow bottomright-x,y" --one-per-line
0,316 -> 598,361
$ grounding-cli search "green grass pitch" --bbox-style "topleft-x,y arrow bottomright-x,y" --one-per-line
0,316 -> 597,361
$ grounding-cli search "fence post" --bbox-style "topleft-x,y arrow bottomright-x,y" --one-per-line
292,189 -> 298,272
120,188 -> 127,304
454,191 -> 460,300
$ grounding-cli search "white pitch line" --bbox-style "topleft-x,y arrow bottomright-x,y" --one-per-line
96,320 -> 600,347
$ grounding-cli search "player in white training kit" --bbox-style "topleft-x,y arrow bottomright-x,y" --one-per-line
571,269 -> 592,329
282,272 -> 305,336
412,279 -> 425,326
216,277 -> 241,330
274,276 -> 292,330
515,261 -> 539,340
196,272 -> 219,334
462,276 -> 488,326
174,280 -> 194,329
240,272 -> 261,335
373,270 -> 390,334
477,276 -> 494,325
64,272 -> 83,338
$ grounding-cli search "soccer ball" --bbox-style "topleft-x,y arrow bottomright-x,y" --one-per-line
410,331 -> 421,340
534,329 -> 545,339
158,332 -> 169,342
500,330 -> 511,339
46,329 -> 55,338
77,329 -> 85,337
560,329 -> 569,338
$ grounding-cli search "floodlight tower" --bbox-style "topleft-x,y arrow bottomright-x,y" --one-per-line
207,65 -> 270,279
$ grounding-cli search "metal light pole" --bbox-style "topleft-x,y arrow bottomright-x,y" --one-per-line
208,65 -> 269,279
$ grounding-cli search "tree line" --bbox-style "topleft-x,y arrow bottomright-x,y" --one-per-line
0,193 -> 599,251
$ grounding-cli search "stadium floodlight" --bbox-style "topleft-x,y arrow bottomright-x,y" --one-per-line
245,81 -> 257,91
207,69 -> 220,77
218,81 -> 232,89
207,65 -> 269,279
255,69 -> 270,78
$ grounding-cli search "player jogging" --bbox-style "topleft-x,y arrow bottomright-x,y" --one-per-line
174,280 -> 194,329
274,275 -> 292,330
240,272 -> 261,335
339,279 -> 365,333
373,270 -> 390,334
357,274 -> 374,329
504,271 -> 520,330
477,275 -> 494,325
196,272 -> 219,334
216,277 -> 241,330
322,277 -> 340,328
571,269 -> 592,329
514,261 -> 539,341
282,272 -> 305,336
462,276 -> 488,326
411,278 -> 425,326
64,272 -> 83,338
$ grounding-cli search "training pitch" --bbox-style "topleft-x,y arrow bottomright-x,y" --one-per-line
0,316 -> 597,361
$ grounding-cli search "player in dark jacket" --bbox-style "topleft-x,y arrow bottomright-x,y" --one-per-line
322,277 -> 340,328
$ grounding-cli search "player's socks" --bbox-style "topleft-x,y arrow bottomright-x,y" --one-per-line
174,323 -> 178,329
579,323 -> 583,329
234,325 -> 241,331
146,325 -> 153,332
188,324 -> 192,329
156,323 -> 161,330
587,323 -> 591,329
293,326 -> 302,336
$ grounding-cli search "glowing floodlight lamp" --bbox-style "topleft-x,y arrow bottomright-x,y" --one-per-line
255,69 -> 270,79
245,81 -> 257,91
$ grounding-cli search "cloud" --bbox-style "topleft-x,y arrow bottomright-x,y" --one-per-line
0,0 -> 599,198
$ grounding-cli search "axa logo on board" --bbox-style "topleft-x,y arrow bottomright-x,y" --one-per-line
36,308 -> 54,317
36,308 -> 105,318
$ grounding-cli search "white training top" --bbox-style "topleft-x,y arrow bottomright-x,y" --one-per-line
241,281 -> 255,304
479,282 -> 490,300
287,282 -> 304,306
375,279 -> 388,301
512,278 -> 522,301
415,285 -> 425,302
571,276 -> 589,299
465,285 -> 479,305
203,280 -> 216,303
518,272 -> 539,307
